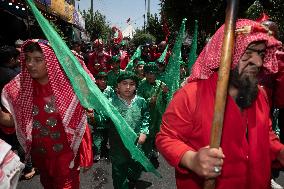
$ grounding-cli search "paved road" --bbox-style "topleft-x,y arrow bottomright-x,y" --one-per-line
17,156 -> 176,189
16,156 -> 284,189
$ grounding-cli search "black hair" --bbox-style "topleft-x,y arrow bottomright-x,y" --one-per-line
23,42 -> 42,53
117,71 -> 139,85
0,45 -> 20,64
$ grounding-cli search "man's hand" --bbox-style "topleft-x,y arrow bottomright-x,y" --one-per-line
137,133 -> 147,145
180,146 -> 225,179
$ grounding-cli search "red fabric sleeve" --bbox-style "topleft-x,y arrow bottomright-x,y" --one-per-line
79,124 -> 93,168
156,85 -> 197,174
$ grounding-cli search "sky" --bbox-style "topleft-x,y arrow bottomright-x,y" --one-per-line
76,0 -> 161,30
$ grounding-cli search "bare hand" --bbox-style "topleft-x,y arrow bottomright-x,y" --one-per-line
180,146 -> 225,179
137,133 -> 147,144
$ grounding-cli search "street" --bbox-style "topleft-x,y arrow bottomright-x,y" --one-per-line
16,155 -> 284,189
17,156 -> 176,189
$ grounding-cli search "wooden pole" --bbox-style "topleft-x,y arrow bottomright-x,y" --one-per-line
203,0 -> 239,189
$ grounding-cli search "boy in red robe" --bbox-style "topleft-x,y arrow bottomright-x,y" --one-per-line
0,39 -> 93,189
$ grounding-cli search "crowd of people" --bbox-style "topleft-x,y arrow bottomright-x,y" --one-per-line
0,16 -> 284,189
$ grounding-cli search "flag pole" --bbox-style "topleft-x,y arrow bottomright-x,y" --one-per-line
203,0 -> 239,188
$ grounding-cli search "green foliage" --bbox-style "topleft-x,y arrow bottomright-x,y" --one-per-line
246,0 -> 264,19
146,14 -> 164,43
82,9 -> 111,41
131,32 -> 156,47
160,0 -> 284,48
260,0 -> 284,41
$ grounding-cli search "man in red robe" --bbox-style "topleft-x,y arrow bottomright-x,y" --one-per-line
0,39 -> 93,189
88,39 -> 111,75
156,19 -> 284,189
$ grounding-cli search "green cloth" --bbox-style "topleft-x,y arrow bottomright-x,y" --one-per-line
108,95 -> 150,138
187,20 -> 198,74
107,69 -> 124,88
107,94 -> 150,188
156,73 -> 166,83
157,45 -> 169,63
161,18 -> 187,104
26,0 -> 160,177
125,46 -> 142,71
137,79 -> 167,138
137,79 -> 168,158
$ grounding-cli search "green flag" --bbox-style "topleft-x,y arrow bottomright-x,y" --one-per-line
187,20 -> 198,74
157,44 -> 169,63
25,0 -> 160,177
125,46 -> 142,71
163,18 -> 187,103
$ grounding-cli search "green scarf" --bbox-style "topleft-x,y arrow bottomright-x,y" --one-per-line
26,0 -> 160,177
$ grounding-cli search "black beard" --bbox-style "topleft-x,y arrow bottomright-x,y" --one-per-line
229,68 -> 259,109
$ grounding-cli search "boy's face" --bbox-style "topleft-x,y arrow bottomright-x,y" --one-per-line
25,51 -> 48,84
117,79 -> 136,99
145,73 -> 156,84
135,64 -> 144,75
111,62 -> 120,70
95,77 -> 107,91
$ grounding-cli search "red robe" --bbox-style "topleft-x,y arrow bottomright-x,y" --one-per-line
156,73 -> 284,189
87,51 -> 111,75
119,50 -> 130,70
31,81 -> 93,188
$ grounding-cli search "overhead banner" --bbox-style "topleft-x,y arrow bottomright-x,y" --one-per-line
51,0 -> 74,23
36,0 -> 51,6
73,9 -> 85,30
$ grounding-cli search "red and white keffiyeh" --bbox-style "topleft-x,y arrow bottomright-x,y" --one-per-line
1,40 -> 88,166
184,19 -> 282,84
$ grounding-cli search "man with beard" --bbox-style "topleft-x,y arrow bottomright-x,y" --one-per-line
156,19 -> 284,189
259,19 -> 284,189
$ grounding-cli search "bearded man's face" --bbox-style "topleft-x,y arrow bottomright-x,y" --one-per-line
230,41 -> 266,109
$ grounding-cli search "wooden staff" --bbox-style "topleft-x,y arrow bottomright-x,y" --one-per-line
203,0 -> 239,189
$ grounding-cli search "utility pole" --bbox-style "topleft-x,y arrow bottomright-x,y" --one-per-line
147,0 -> 150,27
91,0 -> 94,14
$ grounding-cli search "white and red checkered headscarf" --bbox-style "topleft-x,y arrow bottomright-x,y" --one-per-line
1,40 -> 87,163
184,19 -> 282,84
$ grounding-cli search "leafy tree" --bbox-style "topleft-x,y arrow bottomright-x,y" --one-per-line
146,14 -> 164,43
160,0 -> 284,48
246,0 -> 284,40
82,9 -> 111,41
131,31 -> 156,47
